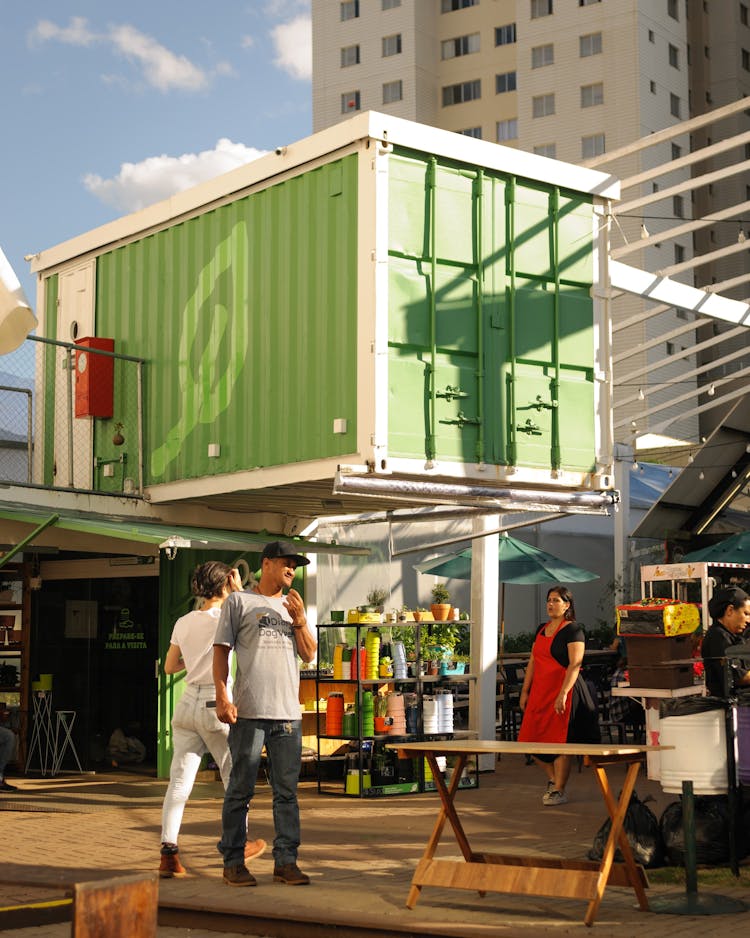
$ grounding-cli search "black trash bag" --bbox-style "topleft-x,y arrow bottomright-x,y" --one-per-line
588,790 -> 664,868
659,796 -> 731,866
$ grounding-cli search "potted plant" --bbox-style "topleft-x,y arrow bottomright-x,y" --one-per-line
365,587 -> 388,612
431,583 -> 452,621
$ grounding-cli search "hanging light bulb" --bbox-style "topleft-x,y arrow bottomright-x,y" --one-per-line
738,228 -> 746,244
688,453 -> 694,463
668,468 -> 673,479
640,223 -> 650,239
632,460 -> 639,472
638,387 -> 645,400
699,470 -> 705,480
708,384 -> 715,396
732,470 -> 738,479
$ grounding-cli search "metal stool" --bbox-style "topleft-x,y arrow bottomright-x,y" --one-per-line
25,690 -> 56,776
52,710 -> 84,775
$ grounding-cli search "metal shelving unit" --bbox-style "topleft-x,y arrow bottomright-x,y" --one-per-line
314,620 -> 478,797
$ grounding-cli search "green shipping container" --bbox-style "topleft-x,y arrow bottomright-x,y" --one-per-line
31,113 -> 619,516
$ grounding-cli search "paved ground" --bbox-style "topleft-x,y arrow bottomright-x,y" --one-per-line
0,756 -> 748,937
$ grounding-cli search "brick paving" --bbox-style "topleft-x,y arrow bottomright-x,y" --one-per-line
0,759 -> 748,937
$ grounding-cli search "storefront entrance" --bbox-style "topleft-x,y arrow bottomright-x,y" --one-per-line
30,566 -> 159,772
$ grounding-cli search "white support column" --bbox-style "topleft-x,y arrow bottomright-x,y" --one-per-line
613,443 -> 632,599
469,514 -> 499,770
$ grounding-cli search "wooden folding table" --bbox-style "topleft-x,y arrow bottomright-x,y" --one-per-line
388,740 -> 669,927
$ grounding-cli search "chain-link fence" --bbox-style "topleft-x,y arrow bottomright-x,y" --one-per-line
0,335 -> 144,495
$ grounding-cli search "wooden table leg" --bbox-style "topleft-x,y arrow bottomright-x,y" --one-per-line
584,759 -> 649,927
406,753 -> 471,909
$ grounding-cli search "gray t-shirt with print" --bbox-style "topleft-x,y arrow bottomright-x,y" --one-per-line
214,590 -> 301,720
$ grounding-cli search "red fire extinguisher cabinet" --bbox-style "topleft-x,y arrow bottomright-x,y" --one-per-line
74,337 -> 114,418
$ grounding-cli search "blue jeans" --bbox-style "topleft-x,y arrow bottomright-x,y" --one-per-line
219,718 -> 302,867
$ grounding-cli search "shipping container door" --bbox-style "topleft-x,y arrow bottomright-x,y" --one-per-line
498,183 -> 595,472
388,154 -> 482,464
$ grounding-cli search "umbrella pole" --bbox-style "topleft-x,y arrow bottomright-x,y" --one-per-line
499,583 -> 506,663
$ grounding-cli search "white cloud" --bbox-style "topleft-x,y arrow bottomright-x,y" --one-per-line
263,0 -> 310,16
241,35 -> 255,49
29,17 -> 209,92
83,139 -> 268,213
29,16 -> 97,46
271,14 -> 311,81
108,24 -> 208,92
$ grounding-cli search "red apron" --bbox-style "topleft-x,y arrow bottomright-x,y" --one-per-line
517,622 -> 572,744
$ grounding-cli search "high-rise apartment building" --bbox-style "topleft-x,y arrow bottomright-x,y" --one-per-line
312,0 -> 750,450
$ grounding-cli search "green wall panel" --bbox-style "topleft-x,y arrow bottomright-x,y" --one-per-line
94,156 -> 359,486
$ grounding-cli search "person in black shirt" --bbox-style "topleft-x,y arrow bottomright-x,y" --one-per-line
701,587 -> 750,697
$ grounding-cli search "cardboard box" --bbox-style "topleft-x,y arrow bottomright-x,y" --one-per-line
625,634 -> 695,667
627,663 -> 695,689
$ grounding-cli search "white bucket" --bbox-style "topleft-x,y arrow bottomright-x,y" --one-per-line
659,708 -> 727,795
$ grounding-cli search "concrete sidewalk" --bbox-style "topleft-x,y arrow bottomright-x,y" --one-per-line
0,756 -> 748,937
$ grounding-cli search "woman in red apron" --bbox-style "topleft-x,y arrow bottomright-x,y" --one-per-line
518,585 -> 599,805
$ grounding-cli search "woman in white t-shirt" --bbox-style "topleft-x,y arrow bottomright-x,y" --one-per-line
159,561 -> 265,877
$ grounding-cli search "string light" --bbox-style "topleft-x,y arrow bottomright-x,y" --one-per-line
699,470 -> 705,480
707,385 -> 715,396
638,388 -> 645,400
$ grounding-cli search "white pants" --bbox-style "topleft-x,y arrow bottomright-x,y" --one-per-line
161,683 -> 231,845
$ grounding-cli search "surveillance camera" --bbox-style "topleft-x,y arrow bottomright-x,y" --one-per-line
275,146 -> 287,156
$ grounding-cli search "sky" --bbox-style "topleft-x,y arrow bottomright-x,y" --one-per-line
1,0 -> 313,307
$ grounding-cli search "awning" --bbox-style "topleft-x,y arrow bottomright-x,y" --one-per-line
0,501 -> 370,562
632,394 -> 750,539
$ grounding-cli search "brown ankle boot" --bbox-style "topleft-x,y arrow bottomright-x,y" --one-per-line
159,845 -> 186,878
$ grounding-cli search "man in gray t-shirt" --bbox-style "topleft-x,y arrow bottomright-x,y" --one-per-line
214,540 -> 317,887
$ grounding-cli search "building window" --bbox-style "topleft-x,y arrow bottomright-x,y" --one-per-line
496,118 -> 518,141
442,33 -> 480,58
341,90 -> 361,113
742,4 -> 749,26
382,34 -> 402,57
580,32 -> 602,56
669,43 -> 680,68
341,0 -> 359,21
666,341 -> 675,355
496,71 -> 517,93
673,195 -> 684,218
670,93 -> 681,117
674,244 -> 685,264
442,79 -> 481,106
743,48 -> 750,71
668,0 -> 678,19
383,79 -> 403,104
495,23 -> 517,45
382,0 -> 401,8
532,93 -> 555,117
581,82 -> 603,107
579,0 -> 601,5
648,29 -> 655,42
531,44 -> 554,68
441,0 -> 479,11
672,143 -> 682,159
582,133 -> 605,158
534,143 -> 557,158
341,45 -> 360,67
650,80 -> 656,93
530,0 -> 553,18
460,126 -> 482,138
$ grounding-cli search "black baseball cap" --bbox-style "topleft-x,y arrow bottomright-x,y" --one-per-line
261,540 -> 311,567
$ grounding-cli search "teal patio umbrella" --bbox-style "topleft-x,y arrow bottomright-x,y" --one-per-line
414,532 -> 599,656
682,530 -> 750,564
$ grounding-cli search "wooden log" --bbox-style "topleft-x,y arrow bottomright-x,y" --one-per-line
72,873 -> 158,938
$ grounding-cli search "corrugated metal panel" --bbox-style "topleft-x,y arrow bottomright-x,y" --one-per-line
94,156 -> 359,485
387,149 -> 596,474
